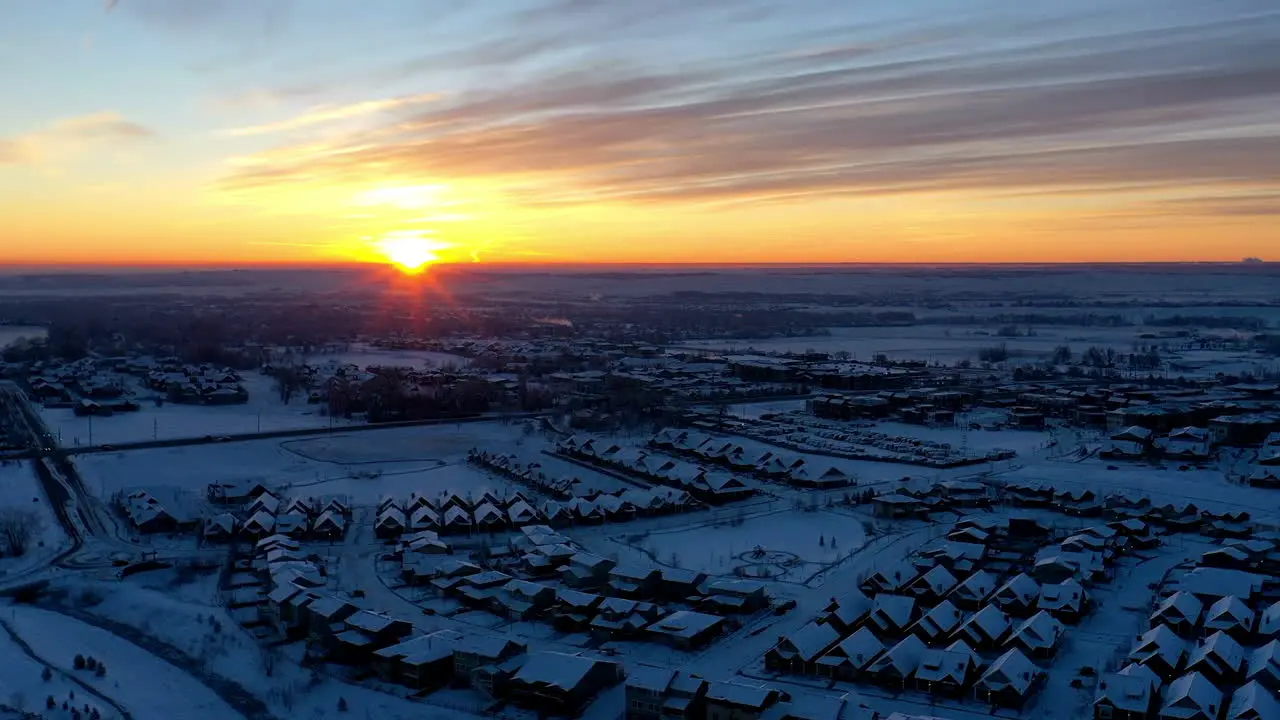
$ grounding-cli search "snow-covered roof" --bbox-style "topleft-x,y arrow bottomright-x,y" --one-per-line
821,627 -> 883,671
959,604 -> 1010,643
1131,625 -> 1188,668
1188,631 -> 1246,676
1229,681 -> 1280,720
950,570 -> 997,603
995,573 -> 1040,607
775,621 -> 841,663
512,651 -> 609,691
914,647 -> 974,685
1154,591 -> 1205,627
1010,611 -> 1064,652
1038,579 -> 1086,612
1162,672 -> 1223,720
1205,595 -> 1256,633
911,566 -> 958,596
870,594 -> 917,631
1096,672 -> 1155,713
868,635 -> 926,677
1247,640 -> 1280,685
647,611 -> 724,640
914,601 -> 963,639
978,648 -> 1040,695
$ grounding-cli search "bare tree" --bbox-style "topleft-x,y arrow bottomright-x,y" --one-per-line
0,508 -> 41,557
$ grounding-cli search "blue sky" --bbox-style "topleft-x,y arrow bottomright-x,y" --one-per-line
1,0 -> 1277,264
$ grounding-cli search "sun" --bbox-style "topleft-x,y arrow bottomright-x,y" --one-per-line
373,232 -> 451,274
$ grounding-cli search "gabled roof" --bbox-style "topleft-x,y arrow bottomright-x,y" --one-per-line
959,604 -> 1010,642
1162,672 -> 1223,720
1096,672 -> 1155,713
1205,595 -> 1256,632
1229,680 -> 1280,720
914,648 -> 974,685
911,566 -> 959,596
870,594 -> 917,631
978,648 -> 1040,694
1010,611 -> 1064,651
1188,631 -> 1246,675
819,627 -> 883,671
914,600 -> 963,639
773,621 -> 841,663
1038,579 -> 1086,612
995,573 -> 1040,607
1131,625 -> 1188,668
1247,640 -> 1280,684
1154,592 -> 1205,627
950,570 -> 997,603
868,635 -> 926,677
1117,662 -> 1163,690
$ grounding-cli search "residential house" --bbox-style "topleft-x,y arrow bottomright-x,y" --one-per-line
659,568 -> 709,602
1008,611 -> 1066,660
815,628 -> 884,682
911,600 -> 964,646
626,665 -> 677,720
913,644 -> 980,697
703,682 -> 787,720
822,590 -> 872,634
1132,625 -> 1190,682
908,566 -> 960,605
646,611 -> 726,650
1159,672 -> 1223,720
1095,671 -> 1160,720
993,574 -> 1041,617
609,565 -> 661,599
1039,579 -> 1090,623
975,648 -> 1042,708
867,594 -> 919,639
1204,596 -> 1256,642
372,630 -> 461,690
861,562 -> 917,595
505,652 -> 623,717
955,605 -> 1011,651
1246,641 -> 1280,691
867,635 -> 927,690
451,635 -> 526,686
1153,593 -> 1205,638
701,580 -> 769,614
766,621 -> 842,675
1228,681 -> 1280,720
949,571 -> 998,610
1186,632 -> 1247,686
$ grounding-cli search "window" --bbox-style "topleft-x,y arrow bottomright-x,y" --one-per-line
1097,705 -> 1112,720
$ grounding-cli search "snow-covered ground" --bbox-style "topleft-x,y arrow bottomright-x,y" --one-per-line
40,373 -> 359,448
683,324 -> 1154,363
1,604 -> 241,720
0,460 -> 69,578
624,508 -> 868,581
74,421 -> 537,503
0,623 -> 120,720
317,345 -> 470,370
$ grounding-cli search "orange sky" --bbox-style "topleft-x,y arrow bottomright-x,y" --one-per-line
1,1 -> 1277,267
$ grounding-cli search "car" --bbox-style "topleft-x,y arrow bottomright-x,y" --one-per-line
422,608 -> 436,616
214,436 -> 232,443
100,444 -> 116,451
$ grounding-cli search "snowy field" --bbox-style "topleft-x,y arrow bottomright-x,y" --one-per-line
40,373 -> 357,448
316,345 -> 470,370
0,325 -> 46,347
0,625 -> 121,720
1,604 -> 241,720
683,324 -> 1155,363
73,422 -> 539,504
0,460 -> 68,578
628,508 -> 867,581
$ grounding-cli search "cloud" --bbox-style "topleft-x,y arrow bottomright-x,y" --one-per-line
222,93 -> 441,137
219,4 -> 1280,212
0,112 -> 154,167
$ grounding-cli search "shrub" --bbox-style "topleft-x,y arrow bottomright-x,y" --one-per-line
73,654 -> 86,670
337,697 -> 349,712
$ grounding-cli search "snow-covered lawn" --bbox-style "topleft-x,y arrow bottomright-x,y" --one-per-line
0,626 -> 119,720
74,422 -> 535,504
632,508 -> 867,581
0,460 -> 68,578
320,346 -> 470,370
41,373 -> 358,447
2,604 -> 240,720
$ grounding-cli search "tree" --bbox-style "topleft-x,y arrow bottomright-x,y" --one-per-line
42,667 -> 52,682
0,508 -> 41,557
47,695 -> 57,710
1050,345 -> 1073,365
337,697 -> 349,712
73,654 -> 86,671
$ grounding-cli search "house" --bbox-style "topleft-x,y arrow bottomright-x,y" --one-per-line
1163,427 -> 1212,461
871,493 -> 925,519
591,598 -> 662,640
867,594 -> 919,639
955,605 -> 1011,651
861,562 -> 916,595
993,574 -> 1041,617
823,590 -> 872,634
1160,672 -> 1223,720
505,652 -> 623,717
703,682 -> 787,720
1247,641 -> 1280,691
1008,611 -> 1066,660
312,510 -> 347,540
507,500 -> 539,527
1039,579 -> 1089,623
372,630 -> 461,690
553,589 -> 604,632
242,510 -> 277,539
659,568 -> 709,602
1186,632 -> 1247,686
340,610 -> 412,648
759,691 -> 848,720
1258,602 -> 1280,639
375,506 -> 407,538
493,580 -> 557,620
1095,671 -> 1160,720
1108,427 -> 1156,458
702,580 -> 769,614
608,565 -> 661,599
949,570 -> 998,610
563,553 -> 616,589
274,512 -> 308,539
202,513 -> 237,542
304,597 -> 359,641
975,648 -> 1042,708
911,600 -> 964,645
1152,593 -> 1205,638
815,628 -> 884,681
625,665 -> 677,720
451,635 -> 526,685
913,644 -> 980,697
1228,681 -> 1280,720
1132,625 -> 1190,682
1204,596 -> 1256,641
766,621 -> 842,675
908,566 -> 959,605
440,505 -> 473,534
866,635 -> 926,690
472,502 -> 506,533
646,611 -> 726,650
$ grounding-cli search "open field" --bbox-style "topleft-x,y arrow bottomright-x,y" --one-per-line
73,421 -> 537,503
0,460 -> 68,577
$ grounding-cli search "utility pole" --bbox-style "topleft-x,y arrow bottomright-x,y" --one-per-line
153,418 -> 158,441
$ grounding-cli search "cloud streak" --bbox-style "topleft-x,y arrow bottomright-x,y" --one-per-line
218,2 -> 1280,218
222,93 -> 441,137
0,112 -> 154,167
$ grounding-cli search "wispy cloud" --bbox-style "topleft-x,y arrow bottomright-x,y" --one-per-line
0,112 -> 154,167
216,2 -> 1280,221
222,93 -> 440,137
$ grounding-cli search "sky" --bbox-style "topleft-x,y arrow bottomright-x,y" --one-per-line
0,0 -> 1277,267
